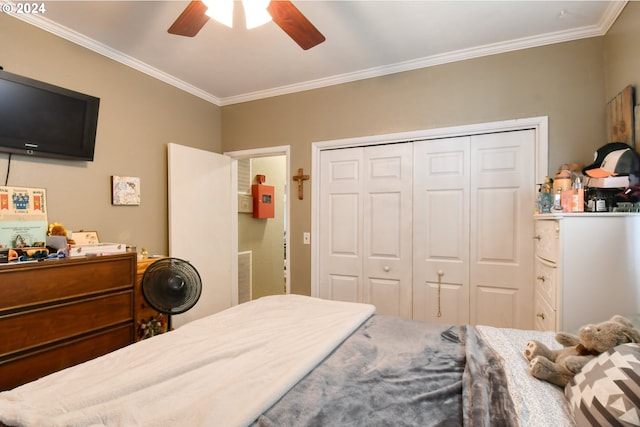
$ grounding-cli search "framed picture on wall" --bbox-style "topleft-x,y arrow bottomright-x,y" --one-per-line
111,176 -> 141,206
607,85 -> 635,146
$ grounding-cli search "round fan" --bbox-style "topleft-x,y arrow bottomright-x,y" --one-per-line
141,257 -> 203,331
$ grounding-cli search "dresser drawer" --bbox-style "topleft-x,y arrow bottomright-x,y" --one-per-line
535,258 -> 557,309
0,291 -> 133,357
0,323 -> 134,391
535,219 -> 559,263
0,255 -> 135,312
534,290 -> 556,331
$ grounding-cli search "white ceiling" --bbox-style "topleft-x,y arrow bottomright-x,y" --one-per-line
12,1 -> 626,106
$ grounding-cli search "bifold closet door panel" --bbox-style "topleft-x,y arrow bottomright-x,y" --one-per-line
319,147 -> 364,304
469,131 -> 535,329
319,144 -> 413,318
413,137 -> 471,324
363,144 -> 413,318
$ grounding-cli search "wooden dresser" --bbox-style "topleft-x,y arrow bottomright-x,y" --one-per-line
135,256 -> 168,340
0,252 -> 136,391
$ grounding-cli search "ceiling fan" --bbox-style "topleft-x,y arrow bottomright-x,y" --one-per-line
168,0 -> 326,50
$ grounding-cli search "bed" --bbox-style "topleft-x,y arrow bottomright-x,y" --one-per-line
0,295 -> 581,426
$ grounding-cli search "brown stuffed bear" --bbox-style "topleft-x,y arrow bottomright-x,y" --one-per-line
524,315 -> 640,387
47,222 -> 76,245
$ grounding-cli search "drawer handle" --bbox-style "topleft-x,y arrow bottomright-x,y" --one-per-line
533,235 -> 541,241
536,275 -> 546,282
536,312 -> 546,320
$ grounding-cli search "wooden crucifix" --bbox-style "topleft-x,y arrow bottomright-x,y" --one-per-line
292,168 -> 309,200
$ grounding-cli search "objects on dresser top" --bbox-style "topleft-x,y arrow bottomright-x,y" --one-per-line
583,142 -> 640,185
0,186 -> 48,249
536,176 -> 554,213
549,143 -> 640,213
552,166 -> 584,213
47,222 -> 75,245
610,184 -> 640,211
571,177 -> 584,212
69,230 -> 126,257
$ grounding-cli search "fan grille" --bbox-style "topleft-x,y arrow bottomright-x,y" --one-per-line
141,258 -> 202,315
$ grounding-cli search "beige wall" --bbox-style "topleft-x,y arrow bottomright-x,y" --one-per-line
0,14 -> 221,255
603,2 -> 640,100
238,156 -> 286,299
223,3 -> 640,296
222,36 -> 610,295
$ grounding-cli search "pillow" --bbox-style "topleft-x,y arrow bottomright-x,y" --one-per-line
565,343 -> 640,426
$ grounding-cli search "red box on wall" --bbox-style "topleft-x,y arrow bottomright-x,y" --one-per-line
251,184 -> 274,219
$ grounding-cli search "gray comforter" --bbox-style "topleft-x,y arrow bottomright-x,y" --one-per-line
253,315 -> 516,427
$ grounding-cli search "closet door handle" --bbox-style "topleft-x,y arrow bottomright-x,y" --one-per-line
383,266 -> 390,272
533,235 -> 541,241
536,275 -> 546,282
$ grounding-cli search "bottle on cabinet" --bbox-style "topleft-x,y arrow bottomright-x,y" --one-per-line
553,169 -> 573,212
571,177 -> 584,212
536,176 -> 554,213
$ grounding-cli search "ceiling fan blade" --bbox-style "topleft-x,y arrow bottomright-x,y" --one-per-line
168,0 -> 210,37
267,0 -> 325,50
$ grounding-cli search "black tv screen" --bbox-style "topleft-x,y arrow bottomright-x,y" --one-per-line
0,70 -> 100,161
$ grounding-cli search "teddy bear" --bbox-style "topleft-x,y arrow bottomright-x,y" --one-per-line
524,315 -> 640,387
47,222 -> 76,245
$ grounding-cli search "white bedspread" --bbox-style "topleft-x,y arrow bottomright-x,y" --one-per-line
0,295 -> 375,427
476,325 -> 576,427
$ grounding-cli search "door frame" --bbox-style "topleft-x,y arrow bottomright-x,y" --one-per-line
310,116 -> 549,297
224,145 -> 292,296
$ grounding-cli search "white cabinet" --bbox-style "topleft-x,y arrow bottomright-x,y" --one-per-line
534,213 -> 640,332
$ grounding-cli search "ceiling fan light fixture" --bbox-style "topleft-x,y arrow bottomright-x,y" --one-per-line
243,0 -> 272,29
168,0 -> 325,49
204,0 -> 234,28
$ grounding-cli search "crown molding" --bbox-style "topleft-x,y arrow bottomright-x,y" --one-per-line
222,1 -> 627,106
10,12 -> 221,105
12,1 -> 626,107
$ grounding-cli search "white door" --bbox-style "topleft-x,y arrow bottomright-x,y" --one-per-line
470,131 -> 535,329
318,147 -> 363,303
168,143 -> 234,328
363,144 -> 413,318
319,144 -> 413,317
413,137 -> 471,324
413,130 -> 535,328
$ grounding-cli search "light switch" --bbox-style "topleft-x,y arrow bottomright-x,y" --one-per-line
303,232 -> 310,245
238,194 -> 253,213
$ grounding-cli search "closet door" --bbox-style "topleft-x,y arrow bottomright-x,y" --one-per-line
319,144 -> 413,318
413,137 -> 471,324
363,144 -> 413,318
318,148 -> 364,303
413,131 -> 535,328
469,130 -> 535,329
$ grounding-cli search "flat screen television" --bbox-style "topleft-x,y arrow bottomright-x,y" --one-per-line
0,70 -> 100,161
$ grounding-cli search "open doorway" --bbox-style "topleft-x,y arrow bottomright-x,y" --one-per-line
225,146 -> 290,304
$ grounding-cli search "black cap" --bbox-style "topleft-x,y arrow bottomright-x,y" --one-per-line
583,142 -> 640,178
